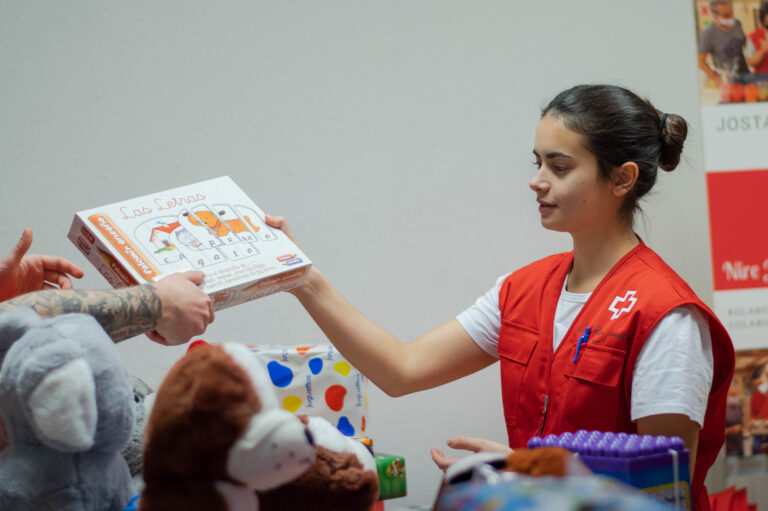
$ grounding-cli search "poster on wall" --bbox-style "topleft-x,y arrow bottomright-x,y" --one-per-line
695,0 -> 768,467
694,0 -> 768,351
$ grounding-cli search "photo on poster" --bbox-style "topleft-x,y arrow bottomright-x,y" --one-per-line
694,0 -> 768,106
728,349 -> 768,457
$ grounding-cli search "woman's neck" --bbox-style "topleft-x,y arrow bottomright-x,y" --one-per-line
567,226 -> 639,293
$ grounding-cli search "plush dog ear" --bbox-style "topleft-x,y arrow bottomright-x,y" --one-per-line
221,344 -> 279,410
28,358 -> 97,451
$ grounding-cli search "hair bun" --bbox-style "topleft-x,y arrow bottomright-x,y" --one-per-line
658,113 -> 688,172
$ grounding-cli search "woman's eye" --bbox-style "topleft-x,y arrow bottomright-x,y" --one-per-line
531,160 -> 542,169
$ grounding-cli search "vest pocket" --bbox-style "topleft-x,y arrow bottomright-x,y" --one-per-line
563,344 -> 627,387
498,322 -> 538,428
560,344 -> 628,432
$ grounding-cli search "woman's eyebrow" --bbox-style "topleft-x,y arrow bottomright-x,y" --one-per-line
532,149 -> 574,159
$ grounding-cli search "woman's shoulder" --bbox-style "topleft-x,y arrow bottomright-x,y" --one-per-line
633,245 -> 698,297
502,251 -> 571,285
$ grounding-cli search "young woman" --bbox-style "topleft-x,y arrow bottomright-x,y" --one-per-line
266,84 -> 734,511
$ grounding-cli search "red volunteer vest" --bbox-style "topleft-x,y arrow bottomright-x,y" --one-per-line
498,241 -> 734,511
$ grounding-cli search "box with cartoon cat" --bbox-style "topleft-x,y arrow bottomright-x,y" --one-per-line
68,176 -> 311,311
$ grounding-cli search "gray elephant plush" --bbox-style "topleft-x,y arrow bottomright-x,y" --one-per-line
0,306 -> 134,510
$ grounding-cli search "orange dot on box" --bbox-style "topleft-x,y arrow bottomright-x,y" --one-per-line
744,83 -> 759,103
325,385 -> 347,411
295,346 -> 313,355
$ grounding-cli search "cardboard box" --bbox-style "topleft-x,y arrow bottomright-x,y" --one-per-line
68,176 -> 311,311
249,344 -> 369,437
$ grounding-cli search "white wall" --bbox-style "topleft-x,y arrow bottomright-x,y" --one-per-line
0,1 -> 715,506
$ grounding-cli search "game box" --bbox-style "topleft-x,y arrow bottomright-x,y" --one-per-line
68,176 -> 311,310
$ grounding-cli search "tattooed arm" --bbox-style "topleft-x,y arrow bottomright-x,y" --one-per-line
0,285 -> 161,342
0,271 -> 214,344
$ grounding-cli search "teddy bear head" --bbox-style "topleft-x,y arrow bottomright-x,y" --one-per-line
257,414 -> 380,511
140,342 -> 317,511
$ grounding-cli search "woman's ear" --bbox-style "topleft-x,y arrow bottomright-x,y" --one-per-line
611,162 -> 639,197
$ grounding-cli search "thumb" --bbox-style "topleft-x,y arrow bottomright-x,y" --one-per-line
264,214 -> 283,228
265,214 -> 297,244
5,228 -> 33,264
178,270 -> 206,285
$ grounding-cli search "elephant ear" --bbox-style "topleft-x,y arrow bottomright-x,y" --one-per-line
0,306 -> 41,367
28,358 -> 97,451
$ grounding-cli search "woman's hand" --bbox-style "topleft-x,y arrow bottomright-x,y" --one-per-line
430,436 -> 513,471
265,214 -> 299,246
265,214 -> 320,296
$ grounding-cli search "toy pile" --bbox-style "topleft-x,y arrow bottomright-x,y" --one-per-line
528,430 -> 691,508
0,309 -> 382,511
433,447 -> 681,511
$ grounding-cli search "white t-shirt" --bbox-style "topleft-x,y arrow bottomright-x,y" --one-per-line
457,273 -> 714,426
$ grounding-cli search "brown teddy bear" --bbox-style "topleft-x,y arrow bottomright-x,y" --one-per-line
257,415 -> 380,511
140,341 -> 379,511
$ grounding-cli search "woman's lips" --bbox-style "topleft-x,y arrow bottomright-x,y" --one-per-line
538,200 -> 555,213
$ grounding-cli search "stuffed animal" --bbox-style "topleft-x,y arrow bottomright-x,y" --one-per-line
140,341 -> 380,511
0,307 -> 156,493
257,414 -> 380,511
139,342 -> 318,511
0,306 -> 42,454
503,447 -> 576,477
121,376 -> 154,489
0,306 -> 134,510
444,447 -> 590,488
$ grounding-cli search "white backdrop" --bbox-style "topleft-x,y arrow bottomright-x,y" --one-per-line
0,1 -> 717,505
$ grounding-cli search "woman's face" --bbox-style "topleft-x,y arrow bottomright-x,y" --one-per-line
529,114 -> 622,235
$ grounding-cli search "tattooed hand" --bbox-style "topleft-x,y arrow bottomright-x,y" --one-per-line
145,271 -> 214,346
0,228 -> 84,301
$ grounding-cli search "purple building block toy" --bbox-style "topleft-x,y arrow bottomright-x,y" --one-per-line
528,430 -> 690,509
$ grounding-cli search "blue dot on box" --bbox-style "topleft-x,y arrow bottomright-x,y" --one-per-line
337,416 -> 355,436
267,361 -> 294,388
308,357 -> 323,375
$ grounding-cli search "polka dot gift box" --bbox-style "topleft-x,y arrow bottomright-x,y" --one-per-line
249,344 -> 368,437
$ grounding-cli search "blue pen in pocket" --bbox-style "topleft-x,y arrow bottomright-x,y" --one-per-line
573,327 -> 591,363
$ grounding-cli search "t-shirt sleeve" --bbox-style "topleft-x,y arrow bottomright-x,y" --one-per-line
455,273 -> 510,359
630,305 -> 714,427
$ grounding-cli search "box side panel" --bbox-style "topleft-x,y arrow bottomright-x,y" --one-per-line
68,215 -> 140,288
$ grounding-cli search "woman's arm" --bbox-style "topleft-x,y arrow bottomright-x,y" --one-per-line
292,268 -> 497,396
268,214 -> 498,396
636,414 -> 699,480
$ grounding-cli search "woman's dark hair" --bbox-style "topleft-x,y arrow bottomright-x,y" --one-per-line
541,84 -> 688,223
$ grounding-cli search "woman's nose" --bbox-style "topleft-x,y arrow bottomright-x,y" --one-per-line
529,171 -> 548,193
